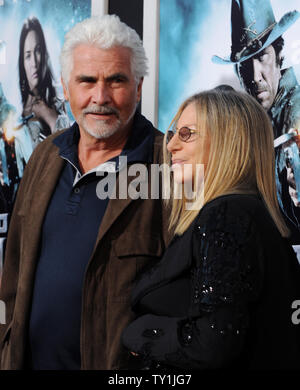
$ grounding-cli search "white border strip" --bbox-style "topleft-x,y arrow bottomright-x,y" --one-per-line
142,0 -> 160,127
91,0 -> 109,16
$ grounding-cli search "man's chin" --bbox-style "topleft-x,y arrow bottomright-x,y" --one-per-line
258,99 -> 272,111
82,121 -> 121,140
253,94 -> 272,111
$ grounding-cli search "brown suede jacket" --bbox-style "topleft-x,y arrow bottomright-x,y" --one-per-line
0,117 -> 171,370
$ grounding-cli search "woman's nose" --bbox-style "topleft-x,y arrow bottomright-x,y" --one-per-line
31,53 -> 38,69
167,132 -> 181,153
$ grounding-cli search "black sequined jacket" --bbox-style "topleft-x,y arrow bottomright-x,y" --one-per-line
122,194 -> 300,369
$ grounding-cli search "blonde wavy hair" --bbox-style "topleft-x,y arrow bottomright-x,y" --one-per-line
163,88 -> 289,237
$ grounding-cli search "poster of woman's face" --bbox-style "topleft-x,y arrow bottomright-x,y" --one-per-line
0,0 -> 91,267
23,29 -> 41,92
0,0 -> 90,190
0,0 -> 90,120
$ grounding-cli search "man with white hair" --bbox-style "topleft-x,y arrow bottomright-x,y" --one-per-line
0,15 -> 170,370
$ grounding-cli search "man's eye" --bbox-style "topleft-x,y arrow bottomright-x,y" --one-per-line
258,53 -> 268,62
113,78 -> 124,84
79,77 -> 95,84
109,75 -> 128,85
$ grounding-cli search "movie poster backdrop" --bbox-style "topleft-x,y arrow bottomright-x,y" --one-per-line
158,0 -> 300,254
0,0 -> 91,277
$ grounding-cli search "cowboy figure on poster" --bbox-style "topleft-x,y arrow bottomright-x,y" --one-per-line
212,0 -> 300,244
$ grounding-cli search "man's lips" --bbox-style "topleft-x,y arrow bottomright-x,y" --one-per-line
255,89 -> 268,100
86,112 -> 115,120
84,106 -> 119,120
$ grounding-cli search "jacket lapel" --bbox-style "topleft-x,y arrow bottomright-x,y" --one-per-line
95,171 -> 137,244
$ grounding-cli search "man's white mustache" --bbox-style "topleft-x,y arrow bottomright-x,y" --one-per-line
83,105 -> 119,117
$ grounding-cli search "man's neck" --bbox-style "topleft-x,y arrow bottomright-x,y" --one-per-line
77,122 -> 132,173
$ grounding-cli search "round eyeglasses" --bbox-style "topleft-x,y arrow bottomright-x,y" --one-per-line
166,126 -> 199,143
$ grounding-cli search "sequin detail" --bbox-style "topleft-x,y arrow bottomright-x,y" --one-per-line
192,201 -> 255,311
180,322 -> 193,345
187,201 -> 258,341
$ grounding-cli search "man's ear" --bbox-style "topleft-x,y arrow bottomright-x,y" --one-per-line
61,77 -> 69,101
136,77 -> 143,103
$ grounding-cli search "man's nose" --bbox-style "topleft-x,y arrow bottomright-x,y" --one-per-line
92,83 -> 111,105
253,59 -> 263,83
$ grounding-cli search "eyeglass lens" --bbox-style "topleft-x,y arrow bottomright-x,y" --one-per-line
166,127 -> 192,143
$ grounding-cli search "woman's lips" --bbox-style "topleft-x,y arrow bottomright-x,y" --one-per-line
171,159 -> 187,167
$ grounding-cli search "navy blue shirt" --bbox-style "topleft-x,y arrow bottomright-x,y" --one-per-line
29,113 -> 154,369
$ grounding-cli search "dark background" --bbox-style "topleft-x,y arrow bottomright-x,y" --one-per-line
109,0 -> 143,39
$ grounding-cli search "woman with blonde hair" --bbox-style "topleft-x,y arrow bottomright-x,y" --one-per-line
122,88 -> 300,369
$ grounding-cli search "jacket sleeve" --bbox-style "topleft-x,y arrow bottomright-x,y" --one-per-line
0,139 -> 48,358
122,200 -> 264,369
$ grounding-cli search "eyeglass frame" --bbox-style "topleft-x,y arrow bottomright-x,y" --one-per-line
166,126 -> 200,143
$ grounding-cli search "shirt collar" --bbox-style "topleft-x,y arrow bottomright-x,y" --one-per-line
121,111 -> 154,164
271,67 -> 298,110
